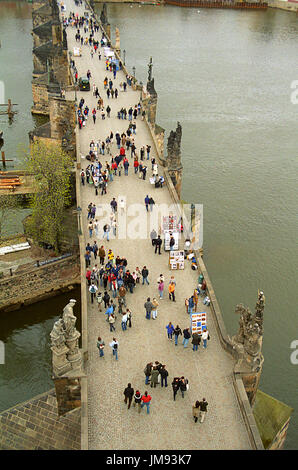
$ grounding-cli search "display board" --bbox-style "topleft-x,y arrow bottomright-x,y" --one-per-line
191,312 -> 207,335
162,215 -> 178,233
169,251 -> 184,270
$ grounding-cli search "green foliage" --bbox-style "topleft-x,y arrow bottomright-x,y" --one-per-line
26,141 -> 74,252
0,194 -> 22,240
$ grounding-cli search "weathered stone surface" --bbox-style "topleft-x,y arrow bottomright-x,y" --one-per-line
0,256 -> 80,312
0,390 -> 80,450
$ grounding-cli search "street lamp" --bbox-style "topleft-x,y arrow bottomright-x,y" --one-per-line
132,66 -> 136,83
123,49 -> 126,66
139,81 -> 143,101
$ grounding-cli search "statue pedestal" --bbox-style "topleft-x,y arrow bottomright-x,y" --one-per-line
66,331 -> 82,372
51,345 -> 72,377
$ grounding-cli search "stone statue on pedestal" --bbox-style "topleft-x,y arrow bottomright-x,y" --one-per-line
115,27 -> 120,51
232,291 -> 265,370
166,122 -> 183,198
100,3 -> 108,25
50,299 -> 82,377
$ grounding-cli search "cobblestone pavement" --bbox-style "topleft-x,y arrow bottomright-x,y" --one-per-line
64,0 -> 252,450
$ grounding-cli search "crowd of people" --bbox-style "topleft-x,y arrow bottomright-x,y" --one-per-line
65,2 -> 210,426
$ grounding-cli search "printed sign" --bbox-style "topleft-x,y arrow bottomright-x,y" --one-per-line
191,312 -> 207,335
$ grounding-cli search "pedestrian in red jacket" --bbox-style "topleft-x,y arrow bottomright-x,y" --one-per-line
141,391 -> 152,414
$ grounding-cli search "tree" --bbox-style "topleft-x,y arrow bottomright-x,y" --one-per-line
25,141 -> 74,253
0,194 -> 22,240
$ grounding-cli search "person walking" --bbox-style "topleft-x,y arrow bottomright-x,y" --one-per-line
144,195 -> 150,212
166,322 -> 175,341
179,376 -> 189,398
144,297 -> 154,320
103,223 -> 110,241
144,362 -> 153,385
142,266 -> 149,285
96,336 -> 105,358
158,279 -> 164,300
109,313 -> 116,332
96,291 -> 103,312
151,297 -> 159,320
168,281 -> 176,302
154,235 -> 162,255
98,245 -> 105,265
133,390 -> 142,413
88,220 -> 94,238
192,400 -> 200,423
160,365 -> 169,388
126,308 -> 132,328
121,311 -> 128,331
141,391 -> 152,414
123,383 -> 134,409
174,325 -> 182,346
192,332 -> 201,352
182,327 -> 191,348
150,366 -> 160,388
110,337 -> 119,360
103,291 -> 110,308
118,285 -> 127,306
172,377 -> 180,401
199,398 -> 208,422
201,328 -> 209,349
188,295 -> 195,314
89,282 -> 98,304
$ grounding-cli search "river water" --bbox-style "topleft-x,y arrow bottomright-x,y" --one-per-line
0,0 -> 297,449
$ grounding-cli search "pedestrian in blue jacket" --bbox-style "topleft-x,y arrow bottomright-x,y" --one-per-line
166,322 -> 175,341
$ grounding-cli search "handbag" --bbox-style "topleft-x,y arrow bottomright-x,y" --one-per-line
186,383 -> 189,391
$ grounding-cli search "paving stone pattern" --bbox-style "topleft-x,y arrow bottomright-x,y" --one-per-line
0,390 -> 80,450
64,0 -> 252,450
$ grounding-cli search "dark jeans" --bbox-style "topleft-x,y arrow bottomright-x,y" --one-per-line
161,377 -> 168,387
124,396 -> 133,409
169,292 -> 175,302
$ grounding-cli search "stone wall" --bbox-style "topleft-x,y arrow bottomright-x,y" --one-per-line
269,0 -> 298,11
0,255 -> 80,313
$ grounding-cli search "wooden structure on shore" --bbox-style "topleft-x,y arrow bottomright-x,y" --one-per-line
0,100 -> 18,120
164,0 -> 268,8
0,170 -> 36,196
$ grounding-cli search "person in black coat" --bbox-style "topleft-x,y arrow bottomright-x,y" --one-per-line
123,383 -> 134,409
172,377 -> 180,401
179,376 -> 189,398
154,235 -> 162,255
160,365 -> 169,388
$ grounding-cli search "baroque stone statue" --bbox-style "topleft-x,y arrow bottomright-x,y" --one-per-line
62,299 -> 77,338
232,291 -> 265,368
50,318 -> 67,350
50,299 -> 82,377
115,27 -> 120,50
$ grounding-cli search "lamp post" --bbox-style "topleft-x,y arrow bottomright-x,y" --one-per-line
132,66 -> 136,84
123,49 -> 126,66
139,80 -> 143,101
